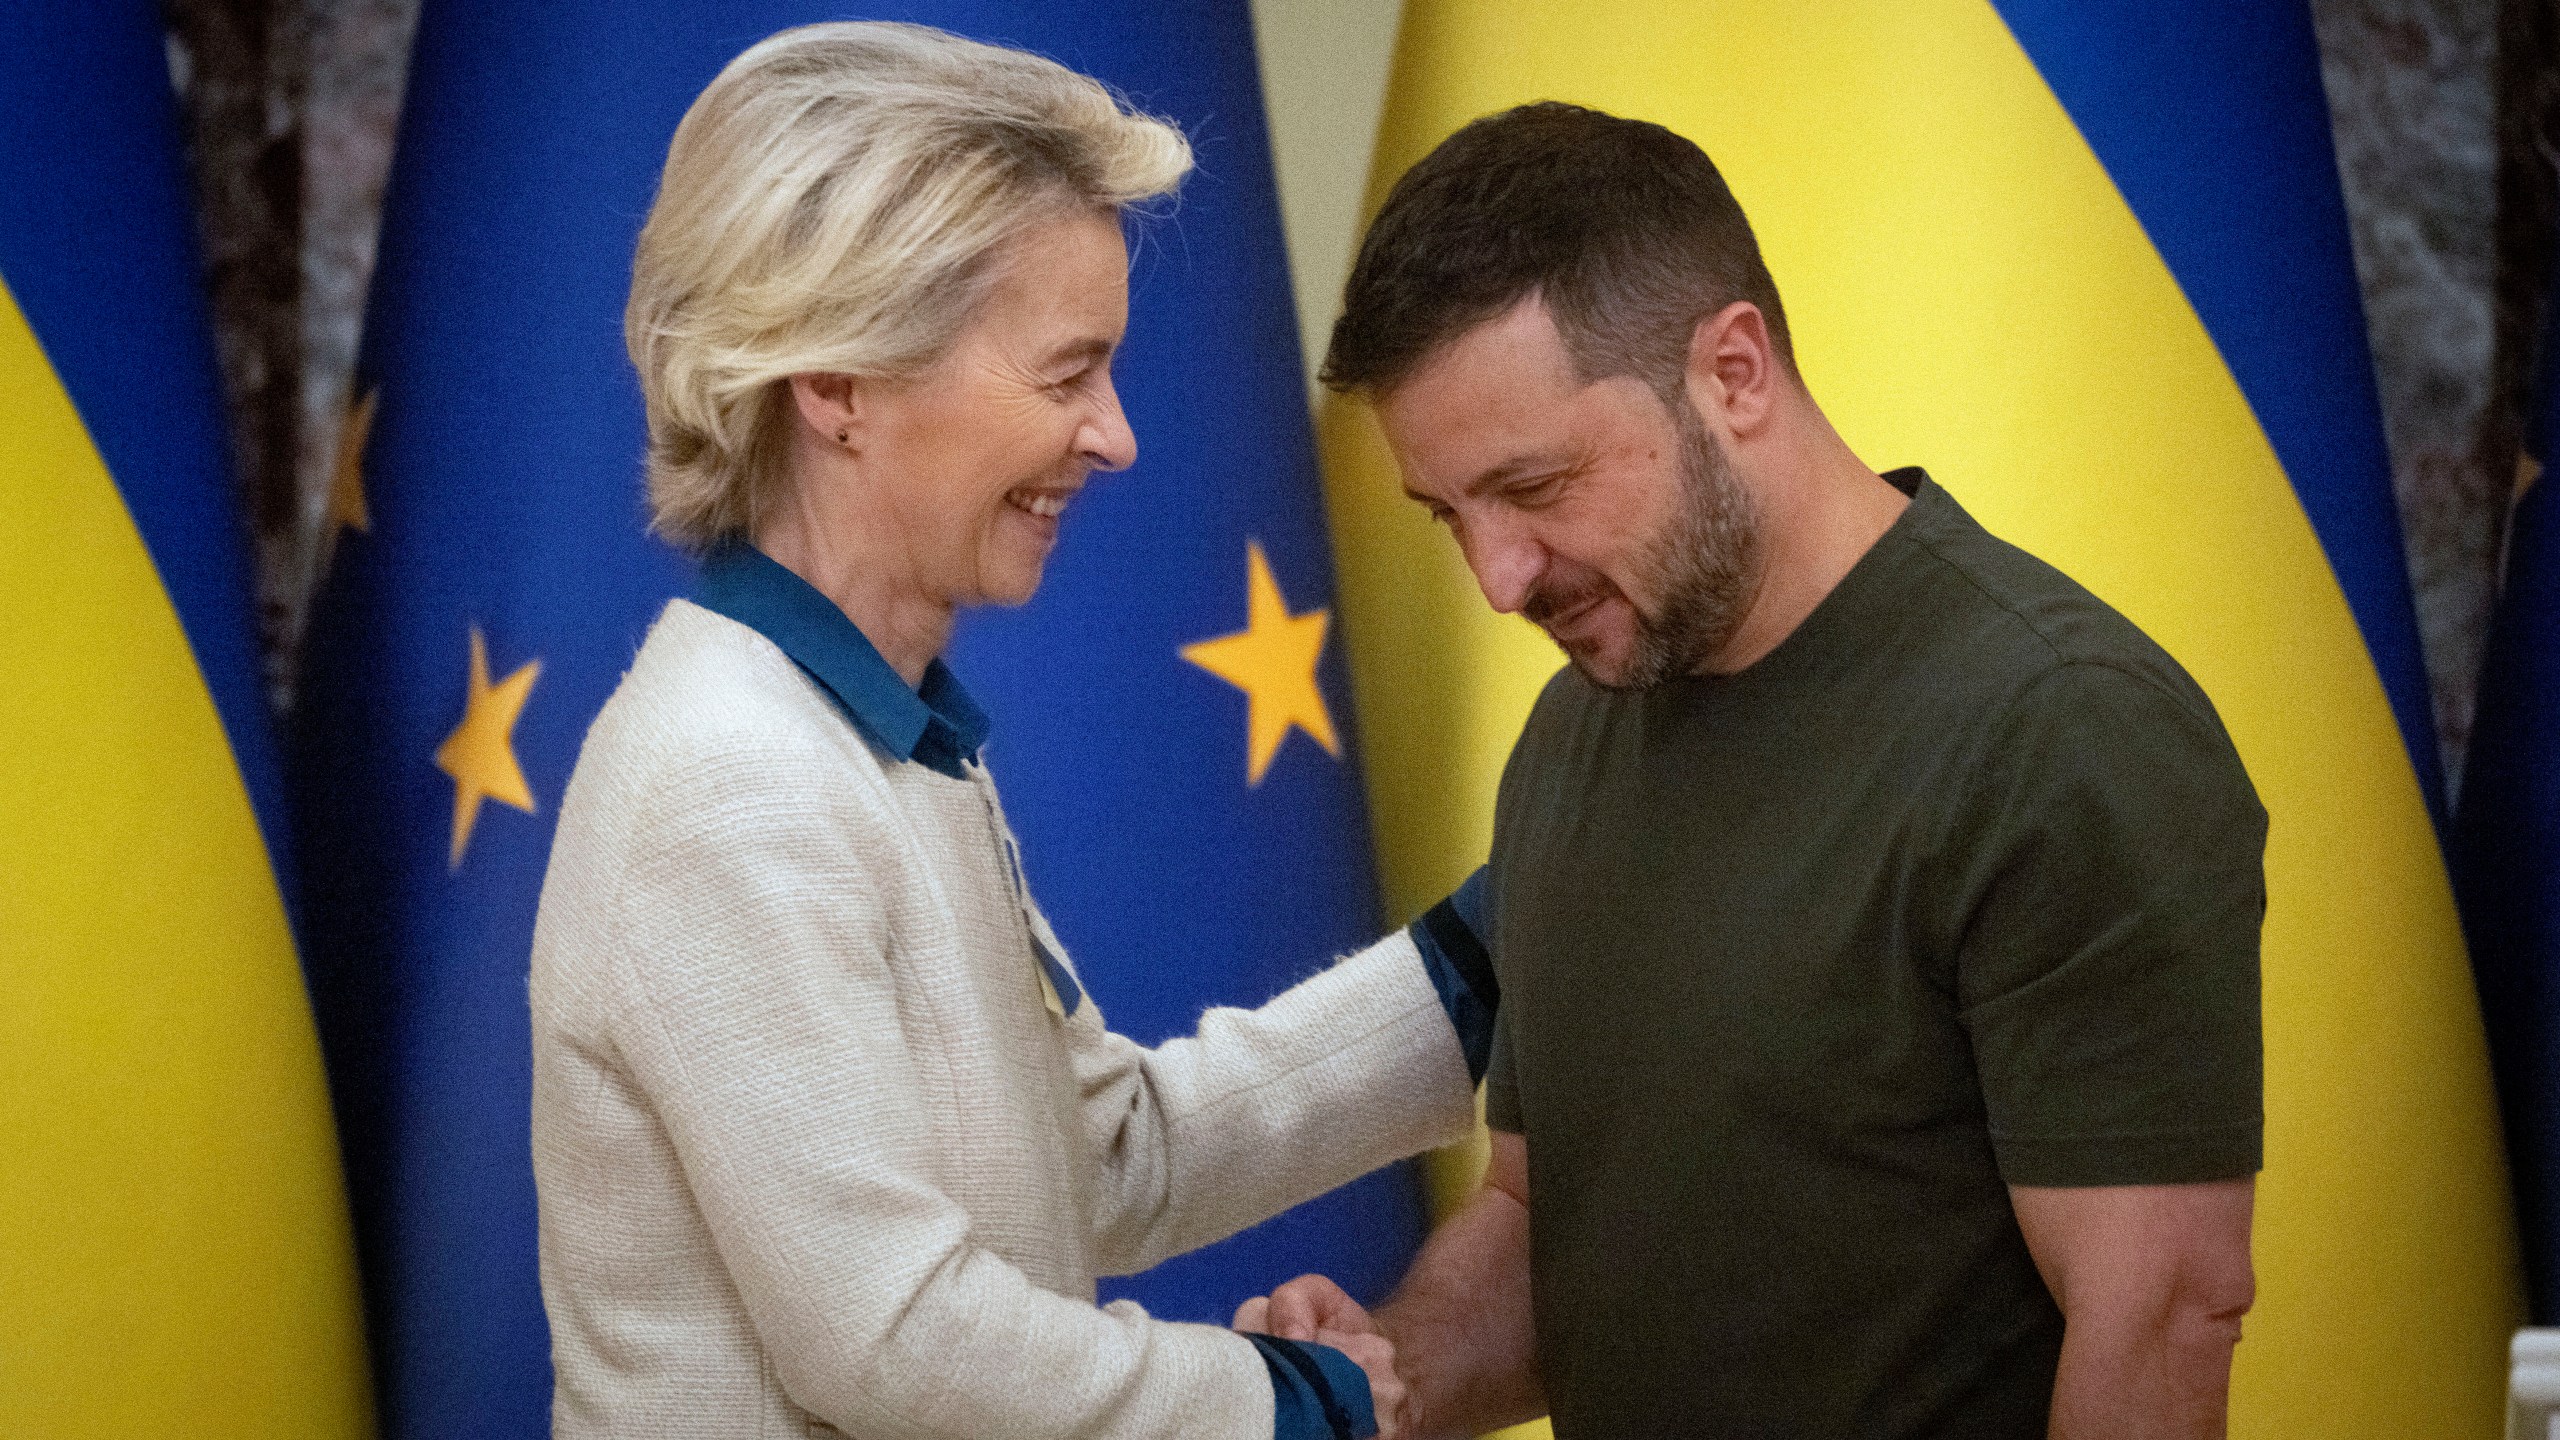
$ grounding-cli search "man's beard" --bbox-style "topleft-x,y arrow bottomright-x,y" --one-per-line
1527,396 -> 1762,691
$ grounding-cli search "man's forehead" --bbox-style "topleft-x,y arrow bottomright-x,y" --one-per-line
1378,302 -> 1590,491
1403,297 -> 1579,398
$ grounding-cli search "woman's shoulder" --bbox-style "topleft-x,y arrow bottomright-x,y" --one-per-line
610,598 -> 862,756
563,599 -> 896,838
535,601 -> 910,1013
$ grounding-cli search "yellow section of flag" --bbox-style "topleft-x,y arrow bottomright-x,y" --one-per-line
0,275 -> 371,1434
1181,540 -> 1344,786
1322,3 -> 2519,1436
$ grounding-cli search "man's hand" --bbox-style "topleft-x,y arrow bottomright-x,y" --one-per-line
1235,1281 -> 1410,1438
1316,1326 -> 1411,1439
1236,1133 -> 1541,1439
1233,1273 -> 1374,1343
1374,1132 -> 1547,1438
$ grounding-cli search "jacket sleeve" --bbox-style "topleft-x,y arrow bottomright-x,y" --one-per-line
603,741 -> 1277,1440
1063,898 -> 1482,1277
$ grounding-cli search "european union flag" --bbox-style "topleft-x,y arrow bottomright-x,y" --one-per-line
290,4 -> 1423,1436
2455,246 -> 2560,1322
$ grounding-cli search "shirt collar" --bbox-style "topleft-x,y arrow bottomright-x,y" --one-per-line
693,543 -> 990,779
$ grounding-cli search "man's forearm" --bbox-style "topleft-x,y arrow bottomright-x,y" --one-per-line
2046,1284 -> 2247,1438
1375,1182 -> 1543,1440
2013,1178 -> 2254,1440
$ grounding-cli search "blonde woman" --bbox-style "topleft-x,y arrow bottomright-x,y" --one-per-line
529,23 -> 1494,1440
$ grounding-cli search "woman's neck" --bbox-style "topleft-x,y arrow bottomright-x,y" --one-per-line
754,498 -> 951,689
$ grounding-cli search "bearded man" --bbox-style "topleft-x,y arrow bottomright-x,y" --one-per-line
1237,103 -> 2267,1438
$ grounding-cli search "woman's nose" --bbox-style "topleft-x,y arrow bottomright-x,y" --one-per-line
1079,378 -> 1138,473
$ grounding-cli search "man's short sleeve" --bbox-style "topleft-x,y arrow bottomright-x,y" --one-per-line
1484,1005 -> 1523,1134
1954,660 -> 2267,1188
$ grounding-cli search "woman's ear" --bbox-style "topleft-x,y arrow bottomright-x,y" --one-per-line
787,372 -> 863,449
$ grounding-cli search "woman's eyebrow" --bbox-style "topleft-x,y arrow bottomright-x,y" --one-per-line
1043,337 -> 1114,368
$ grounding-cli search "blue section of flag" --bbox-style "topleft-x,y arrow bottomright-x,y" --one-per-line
289,4 -> 1424,1436
2452,249 -> 2560,1321
0,2 -> 289,857
1988,0 -> 2445,811
940,1 -> 1427,1323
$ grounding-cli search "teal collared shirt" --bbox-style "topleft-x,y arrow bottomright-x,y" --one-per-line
691,542 -> 1084,1016
694,543 -> 990,780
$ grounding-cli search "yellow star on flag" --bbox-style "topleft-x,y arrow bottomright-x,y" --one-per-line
330,388 -> 377,537
435,626 -> 542,868
1180,540 -> 1341,786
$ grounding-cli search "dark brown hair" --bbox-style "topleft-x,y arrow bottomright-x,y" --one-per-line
1321,102 -> 1792,400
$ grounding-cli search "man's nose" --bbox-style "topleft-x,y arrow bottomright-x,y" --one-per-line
1463,519 -> 1546,616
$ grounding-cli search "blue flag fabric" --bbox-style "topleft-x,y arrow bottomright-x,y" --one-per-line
289,4 -> 1423,1435
2454,250 -> 2560,1322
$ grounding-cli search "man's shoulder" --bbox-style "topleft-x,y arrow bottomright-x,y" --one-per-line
1485,664 -> 1609,864
1898,488 -> 2261,848
1902,484 -> 2223,736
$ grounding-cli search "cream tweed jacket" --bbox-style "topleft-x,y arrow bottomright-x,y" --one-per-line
530,600 -> 1477,1439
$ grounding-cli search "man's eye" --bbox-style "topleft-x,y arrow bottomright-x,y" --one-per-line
1506,474 -> 1562,506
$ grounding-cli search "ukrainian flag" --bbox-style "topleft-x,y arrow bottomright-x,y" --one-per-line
1322,2 -> 2518,1435
0,5 -> 369,1434
293,3 -> 1418,1435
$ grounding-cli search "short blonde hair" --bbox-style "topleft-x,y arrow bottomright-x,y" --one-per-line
626,22 -> 1191,549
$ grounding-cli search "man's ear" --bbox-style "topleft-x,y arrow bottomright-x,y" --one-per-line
786,371 -> 865,449
1683,301 -> 1777,438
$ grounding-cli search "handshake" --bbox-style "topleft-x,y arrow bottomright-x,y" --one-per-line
1229,1131 -> 1539,1439
1233,1274 -> 1424,1440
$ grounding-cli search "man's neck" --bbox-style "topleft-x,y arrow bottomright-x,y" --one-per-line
1697,427 -> 1908,677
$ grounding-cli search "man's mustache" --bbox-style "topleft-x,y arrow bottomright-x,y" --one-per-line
1523,575 -> 1615,629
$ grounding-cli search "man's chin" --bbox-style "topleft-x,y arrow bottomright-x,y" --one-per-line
1553,633 -> 1638,691
1557,622 -> 1705,693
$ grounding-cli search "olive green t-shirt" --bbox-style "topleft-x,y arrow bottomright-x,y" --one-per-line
1483,470 -> 2265,1438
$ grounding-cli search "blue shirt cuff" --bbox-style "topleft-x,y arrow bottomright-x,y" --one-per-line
1247,1332 -> 1377,1440
1409,866 -> 1497,1083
